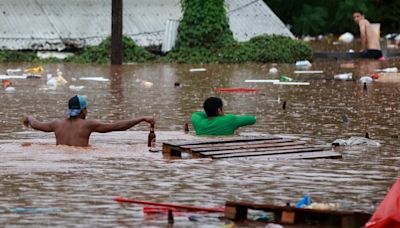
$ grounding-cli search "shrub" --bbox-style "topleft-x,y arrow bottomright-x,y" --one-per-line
67,36 -> 156,64
0,50 -> 38,62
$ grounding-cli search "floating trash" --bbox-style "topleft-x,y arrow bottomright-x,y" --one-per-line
79,77 -> 110,82
334,73 -> 352,81
332,137 -> 380,147
359,76 -> 373,84
69,85 -> 85,91
189,68 -> 206,72
294,70 -> 323,74
6,68 -> 22,75
375,67 -> 398,73
279,75 -> 293,82
338,32 -> 354,43
24,66 -> 43,74
136,79 -> 153,88
295,60 -> 312,68
245,79 -> 279,83
269,67 -> 278,74
273,81 -> 310,86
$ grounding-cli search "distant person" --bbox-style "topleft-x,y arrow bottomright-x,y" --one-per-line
23,95 -> 155,147
353,10 -> 382,59
191,97 -> 256,136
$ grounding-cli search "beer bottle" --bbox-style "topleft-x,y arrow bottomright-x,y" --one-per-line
184,123 -> 189,134
148,124 -> 156,148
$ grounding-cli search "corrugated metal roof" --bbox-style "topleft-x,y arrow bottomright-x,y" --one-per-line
226,0 -> 294,40
161,20 -> 180,53
0,0 -> 293,51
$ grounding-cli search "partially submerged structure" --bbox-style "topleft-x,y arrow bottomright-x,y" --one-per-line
0,0 -> 293,51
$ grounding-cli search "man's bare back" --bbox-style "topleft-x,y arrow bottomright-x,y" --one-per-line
353,11 -> 382,59
23,95 -> 155,147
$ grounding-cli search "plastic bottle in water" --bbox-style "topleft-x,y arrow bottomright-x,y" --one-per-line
279,75 -> 293,82
148,124 -> 156,148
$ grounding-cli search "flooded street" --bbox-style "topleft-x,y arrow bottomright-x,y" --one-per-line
1,59 -> 400,227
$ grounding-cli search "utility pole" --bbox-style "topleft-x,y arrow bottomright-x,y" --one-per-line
111,0 -> 123,64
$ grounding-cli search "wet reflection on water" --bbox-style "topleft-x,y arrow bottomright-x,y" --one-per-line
1,59 -> 400,227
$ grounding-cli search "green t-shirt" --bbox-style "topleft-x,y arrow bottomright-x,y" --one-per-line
191,111 -> 256,136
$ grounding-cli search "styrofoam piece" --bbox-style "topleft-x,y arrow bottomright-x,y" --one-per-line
244,79 -> 280,83
189,68 -> 207,72
79,77 -> 110,82
294,70 -> 323,74
0,75 -> 27,79
272,81 -> 310,85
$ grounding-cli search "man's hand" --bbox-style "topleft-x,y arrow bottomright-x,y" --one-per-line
22,116 -> 30,127
142,116 -> 155,125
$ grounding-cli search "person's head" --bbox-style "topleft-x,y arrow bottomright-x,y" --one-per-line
353,10 -> 365,24
203,97 -> 224,117
67,95 -> 88,119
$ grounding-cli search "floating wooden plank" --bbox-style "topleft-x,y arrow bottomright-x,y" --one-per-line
273,81 -> 310,85
225,201 -> 371,228
164,136 -> 282,147
213,150 -> 342,159
162,136 -> 341,160
181,139 -> 299,151
244,79 -> 279,83
294,70 -> 324,74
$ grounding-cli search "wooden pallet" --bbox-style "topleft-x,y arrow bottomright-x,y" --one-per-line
225,201 -> 371,228
162,136 -> 341,159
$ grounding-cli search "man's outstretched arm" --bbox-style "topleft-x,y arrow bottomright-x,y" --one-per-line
23,116 -> 56,132
89,116 -> 155,133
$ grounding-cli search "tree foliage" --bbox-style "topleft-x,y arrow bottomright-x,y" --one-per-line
264,0 -> 400,35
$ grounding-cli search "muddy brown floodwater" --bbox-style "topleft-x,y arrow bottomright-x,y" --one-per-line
0,59 -> 400,227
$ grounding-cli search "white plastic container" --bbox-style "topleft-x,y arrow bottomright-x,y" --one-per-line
334,73 -> 352,81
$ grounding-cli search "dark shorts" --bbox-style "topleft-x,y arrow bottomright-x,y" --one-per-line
361,49 -> 383,59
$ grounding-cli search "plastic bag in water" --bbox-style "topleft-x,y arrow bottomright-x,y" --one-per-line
332,137 -> 380,147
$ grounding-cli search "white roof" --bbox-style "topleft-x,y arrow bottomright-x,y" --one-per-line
0,0 -> 293,50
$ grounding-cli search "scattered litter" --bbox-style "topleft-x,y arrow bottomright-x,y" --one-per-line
305,203 -> 340,210
37,51 -> 74,59
245,79 -> 279,83
69,85 -> 85,91
6,68 -> 22,75
375,67 -> 398,73
273,81 -> 310,85
334,73 -> 352,81
295,60 -> 312,68
216,88 -> 259,92
26,73 -> 41,79
5,86 -> 15,92
294,70 -> 323,74
269,67 -> 278,74
0,75 -> 27,79
56,69 -> 68,85
295,195 -> 312,208
371,73 -> 380,79
359,76 -> 373,84
136,79 -> 153,88
279,75 -> 293,82
24,66 -> 43,74
332,137 -> 380,147
348,49 -> 355,53
338,32 -> 354,43
265,224 -> 284,228
189,68 -> 206,72
2,79 -> 12,88
332,41 -> 340,45
79,77 -> 110,82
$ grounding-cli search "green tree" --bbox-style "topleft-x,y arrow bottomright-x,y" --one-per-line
292,4 -> 328,35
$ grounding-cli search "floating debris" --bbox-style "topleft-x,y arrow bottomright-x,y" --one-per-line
334,73 -> 352,81
189,68 -> 206,72
79,77 -> 110,82
338,32 -> 354,43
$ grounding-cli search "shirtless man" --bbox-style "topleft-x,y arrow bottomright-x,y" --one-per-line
23,95 -> 155,147
353,10 -> 382,59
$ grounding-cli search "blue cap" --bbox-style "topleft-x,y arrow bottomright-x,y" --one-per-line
67,95 -> 88,117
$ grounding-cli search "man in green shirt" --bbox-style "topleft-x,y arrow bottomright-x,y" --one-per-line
192,97 -> 256,136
